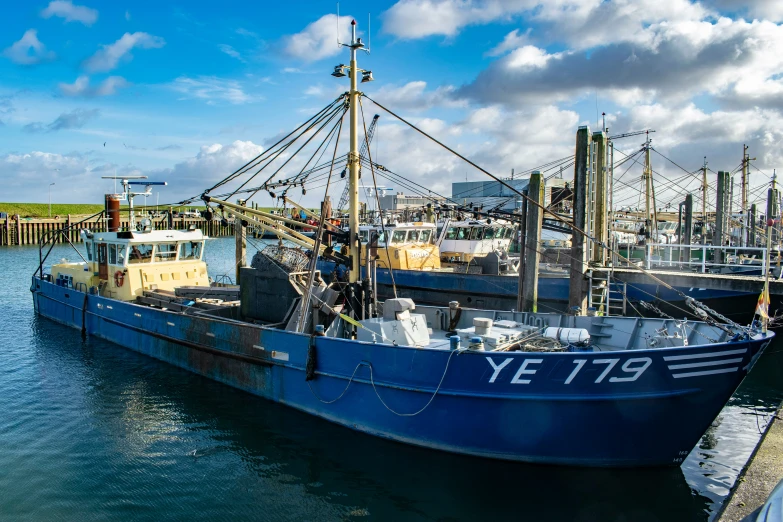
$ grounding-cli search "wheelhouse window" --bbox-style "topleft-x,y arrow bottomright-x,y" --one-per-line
179,241 -> 203,260
406,230 -> 420,242
86,242 -> 93,261
359,230 -> 369,243
154,243 -> 178,262
457,228 -> 469,240
445,227 -> 458,240
391,230 -> 407,244
117,245 -> 127,265
129,244 -> 153,264
420,230 -> 432,243
468,227 -> 480,240
495,227 -> 506,239
482,228 -> 495,240
504,228 -> 514,239
109,244 -> 117,264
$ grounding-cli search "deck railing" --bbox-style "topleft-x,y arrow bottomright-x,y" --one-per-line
641,243 -> 777,275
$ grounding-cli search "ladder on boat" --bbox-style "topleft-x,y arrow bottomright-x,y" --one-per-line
588,271 -> 627,316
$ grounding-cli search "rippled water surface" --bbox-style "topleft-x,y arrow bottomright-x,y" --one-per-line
2,238 -> 783,521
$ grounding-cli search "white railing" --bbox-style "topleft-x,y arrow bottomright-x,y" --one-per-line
642,243 -> 773,275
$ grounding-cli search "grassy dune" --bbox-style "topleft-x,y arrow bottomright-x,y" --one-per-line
0,203 -> 105,217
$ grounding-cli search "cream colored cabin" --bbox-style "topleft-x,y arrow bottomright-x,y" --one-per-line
358,222 -> 441,270
51,229 -> 209,301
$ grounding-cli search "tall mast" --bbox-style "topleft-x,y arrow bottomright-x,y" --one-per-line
702,157 -> 708,244
643,132 -> 655,241
347,20 -> 361,282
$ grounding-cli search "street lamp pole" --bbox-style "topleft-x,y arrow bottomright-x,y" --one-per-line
49,183 -> 55,217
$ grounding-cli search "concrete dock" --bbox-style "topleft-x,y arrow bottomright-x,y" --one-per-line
717,402 -> 783,522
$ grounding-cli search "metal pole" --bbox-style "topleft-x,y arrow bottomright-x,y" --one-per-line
49,183 -> 55,217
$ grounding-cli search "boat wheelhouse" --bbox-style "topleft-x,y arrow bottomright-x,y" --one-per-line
438,220 -> 513,263
51,228 -> 209,301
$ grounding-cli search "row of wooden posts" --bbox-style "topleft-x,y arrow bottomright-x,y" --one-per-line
0,215 -> 235,246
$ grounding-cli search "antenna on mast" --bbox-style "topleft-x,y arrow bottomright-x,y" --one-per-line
336,3 -> 343,47
367,13 -> 371,54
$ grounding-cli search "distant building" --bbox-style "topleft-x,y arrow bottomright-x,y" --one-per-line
378,193 -> 445,211
451,178 -> 569,211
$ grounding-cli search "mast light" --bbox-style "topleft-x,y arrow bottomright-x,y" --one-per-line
332,65 -> 347,78
361,71 -> 375,83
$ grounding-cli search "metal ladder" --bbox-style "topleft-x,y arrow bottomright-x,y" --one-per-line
588,271 -> 627,316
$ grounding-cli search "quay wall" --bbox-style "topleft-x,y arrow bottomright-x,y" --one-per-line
0,215 -> 233,246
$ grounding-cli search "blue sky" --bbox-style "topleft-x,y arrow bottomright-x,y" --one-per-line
1,0 -> 782,210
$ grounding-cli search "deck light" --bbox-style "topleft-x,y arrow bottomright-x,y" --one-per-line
331,65 -> 347,78
361,71 -> 374,83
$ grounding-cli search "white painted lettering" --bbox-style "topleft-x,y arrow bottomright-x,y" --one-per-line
486,357 -> 513,383
564,359 -> 588,384
609,357 -> 652,382
593,358 -> 620,383
511,359 -> 543,384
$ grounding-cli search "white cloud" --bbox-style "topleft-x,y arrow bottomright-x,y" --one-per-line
282,14 -> 353,62
3,29 -> 56,65
83,32 -> 165,72
372,81 -> 466,111
382,0 -> 536,39
59,75 -> 129,96
218,44 -> 245,62
40,1 -> 98,26
170,76 -> 261,105
151,140 -> 266,199
486,29 -> 530,57
125,10 -> 131,21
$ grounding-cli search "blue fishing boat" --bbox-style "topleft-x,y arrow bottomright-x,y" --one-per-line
31,21 -> 774,467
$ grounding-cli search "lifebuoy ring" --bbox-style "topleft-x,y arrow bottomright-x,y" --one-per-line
114,270 -> 125,287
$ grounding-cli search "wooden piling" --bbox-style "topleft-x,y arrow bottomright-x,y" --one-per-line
715,171 -> 730,263
518,171 -> 544,312
591,131 -> 608,265
569,127 -> 591,314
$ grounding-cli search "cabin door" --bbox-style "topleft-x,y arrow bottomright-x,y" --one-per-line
97,243 -> 108,280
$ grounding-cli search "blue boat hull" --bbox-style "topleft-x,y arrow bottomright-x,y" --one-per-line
31,277 -> 771,467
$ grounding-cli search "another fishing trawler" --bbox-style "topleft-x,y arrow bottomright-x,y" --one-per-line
32,21 -> 773,467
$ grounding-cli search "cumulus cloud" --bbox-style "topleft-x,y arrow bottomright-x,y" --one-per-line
169,76 -> 261,105
282,14 -> 353,62
382,0 -> 536,39
83,32 -> 165,72
59,75 -> 129,96
40,1 -> 98,26
23,108 -> 100,133
149,140 -> 265,199
3,29 -> 56,65
372,81 -> 466,111
486,29 -> 530,57
458,18 -> 783,110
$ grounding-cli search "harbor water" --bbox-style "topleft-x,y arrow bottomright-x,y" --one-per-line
2,238 -> 783,521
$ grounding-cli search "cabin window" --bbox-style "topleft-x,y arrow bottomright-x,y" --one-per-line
457,228 -> 469,240
370,231 -> 387,245
445,227 -> 458,240
468,227 -> 480,240
109,244 -> 117,264
117,245 -> 127,265
483,228 -> 495,240
407,230 -> 420,242
154,243 -> 178,262
420,230 -> 432,243
504,228 -> 514,239
86,243 -> 93,261
391,230 -> 407,244
129,244 -> 153,263
495,227 -> 506,239
359,230 -> 369,243
179,241 -> 203,260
